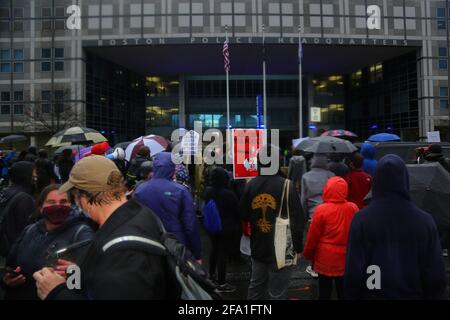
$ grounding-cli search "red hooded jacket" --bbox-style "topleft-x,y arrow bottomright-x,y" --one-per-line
344,168 -> 372,209
303,177 -> 359,277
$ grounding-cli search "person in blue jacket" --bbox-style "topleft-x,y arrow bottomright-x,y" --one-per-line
360,143 -> 377,176
344,154 -> 446,300
134,152 -> 202,260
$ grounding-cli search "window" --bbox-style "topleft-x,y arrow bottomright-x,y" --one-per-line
54,61 -> 64,71
42,7 -> 52,31
437,20 -> 446,30
13,104 -> 23,114
41,90 -> 51,101
41,48 -> 51,58
0,63 -> 10,72
1,105 -> 10,115
13,21 -> 23,31
14,49 -> 23,60
41,61 -> 51,71
437,8 -> 446,18
41,103 -> 51,114
439,47 -> 448,70
13,91 -> 23,101
54,48 -> 64,58
1,92 -> 10,101
42,7 -> 52,17
440,99 -> 448,108
13,7 -> 23,18
13,62 -> 23,73
0,8 -> 9,18
0,49 -> 10,60
439,87 -> 448,97
41,90 -> 51,113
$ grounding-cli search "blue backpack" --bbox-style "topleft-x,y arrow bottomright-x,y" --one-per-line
203,200 -> 223,234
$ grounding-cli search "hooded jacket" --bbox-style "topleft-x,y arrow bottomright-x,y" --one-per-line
303,177 -> 359,277
344,154 -> 446,300
135,152 -> 201,259
360,143 -> 377,176
239,173 -> 305,264
3,210 -> 94,300
301,155 -> 335,218
287,155 -> 307,190
0,161 -> 36,257
344,168 -> 372,209
203,167 -> 240,235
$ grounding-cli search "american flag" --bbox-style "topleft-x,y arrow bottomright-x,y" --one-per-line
223,39 -> 230,73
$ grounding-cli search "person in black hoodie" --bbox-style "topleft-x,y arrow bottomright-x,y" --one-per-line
344,154 -> 446,300
57,149 -> 74,184
0,161 -> 36,257
24,146 -> 37,163
1,184 -> 94,300
204,167 -> 240,293
239,145 -> 305,300
34,149 -> 56,194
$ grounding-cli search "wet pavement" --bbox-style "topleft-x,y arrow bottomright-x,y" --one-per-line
200,224 -> 450,300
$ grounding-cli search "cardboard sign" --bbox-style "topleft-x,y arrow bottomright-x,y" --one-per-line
310,107 -> 321,122
427,131 -> 441,143
232,129 -> 264,179
181,130 -> 200,155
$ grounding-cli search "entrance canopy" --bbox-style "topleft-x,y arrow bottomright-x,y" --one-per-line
86,44 -> 417,76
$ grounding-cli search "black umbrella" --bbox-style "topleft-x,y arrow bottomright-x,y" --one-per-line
407,163 -> 450,232
114,141 -> 131,150
296,136 -> 357,154
0,134 -> 27,144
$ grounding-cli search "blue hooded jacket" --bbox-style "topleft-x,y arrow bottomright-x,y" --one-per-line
360,143 -> 377,176
134,152 -> 201,259
344,154 -> 446,299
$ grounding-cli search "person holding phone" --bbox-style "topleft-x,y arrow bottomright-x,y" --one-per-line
1,184 -> 94,300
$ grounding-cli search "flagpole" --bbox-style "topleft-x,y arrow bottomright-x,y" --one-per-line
225,26 -> 230,129
262,24 -> 267,129
298,25 -> 303,138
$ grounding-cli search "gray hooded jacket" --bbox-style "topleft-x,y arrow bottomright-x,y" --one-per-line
301,155 -> 335,219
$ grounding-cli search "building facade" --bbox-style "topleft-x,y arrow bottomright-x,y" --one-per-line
0,0 -> 449,146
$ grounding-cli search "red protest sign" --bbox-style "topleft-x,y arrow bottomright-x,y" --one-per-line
232,129 -> 265,180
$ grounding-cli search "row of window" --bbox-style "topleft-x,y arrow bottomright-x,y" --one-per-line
0,90 -> 66,115
0,48 -> 64,73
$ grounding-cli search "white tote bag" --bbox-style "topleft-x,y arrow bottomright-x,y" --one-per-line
274,179 -> 297,270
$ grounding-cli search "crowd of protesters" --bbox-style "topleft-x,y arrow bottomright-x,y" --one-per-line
0,138 -> 448,301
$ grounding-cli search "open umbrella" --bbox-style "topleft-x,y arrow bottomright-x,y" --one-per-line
45,127 -> 108,147
407,163 -> 450,232
321,130 -> 358,138
55,145 -> 85,155
296,136 -> 357,154
114,141 -> 131,150
125,135 -> 169,161
367,133 -> 400,142
0,134 -> 27,144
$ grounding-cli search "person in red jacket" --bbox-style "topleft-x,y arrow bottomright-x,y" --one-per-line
303,176 -> 359,300
344,152 -> 372,209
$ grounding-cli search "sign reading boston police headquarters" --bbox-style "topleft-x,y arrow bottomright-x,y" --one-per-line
83,37 -> 420,48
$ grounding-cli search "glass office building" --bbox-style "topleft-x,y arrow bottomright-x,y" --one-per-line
1,0 -> 449,146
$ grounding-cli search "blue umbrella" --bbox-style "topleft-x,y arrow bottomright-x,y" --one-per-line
367,133 -> 401,142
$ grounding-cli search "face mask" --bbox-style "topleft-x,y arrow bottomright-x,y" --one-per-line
42,205 -> 71,225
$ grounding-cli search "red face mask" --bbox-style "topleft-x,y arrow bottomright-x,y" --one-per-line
42,205 -> 71,225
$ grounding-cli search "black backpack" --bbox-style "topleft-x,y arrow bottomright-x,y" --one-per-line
102,229 -> 222,300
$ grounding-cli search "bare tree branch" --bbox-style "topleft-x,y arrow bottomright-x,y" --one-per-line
23,88 -> 81,135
